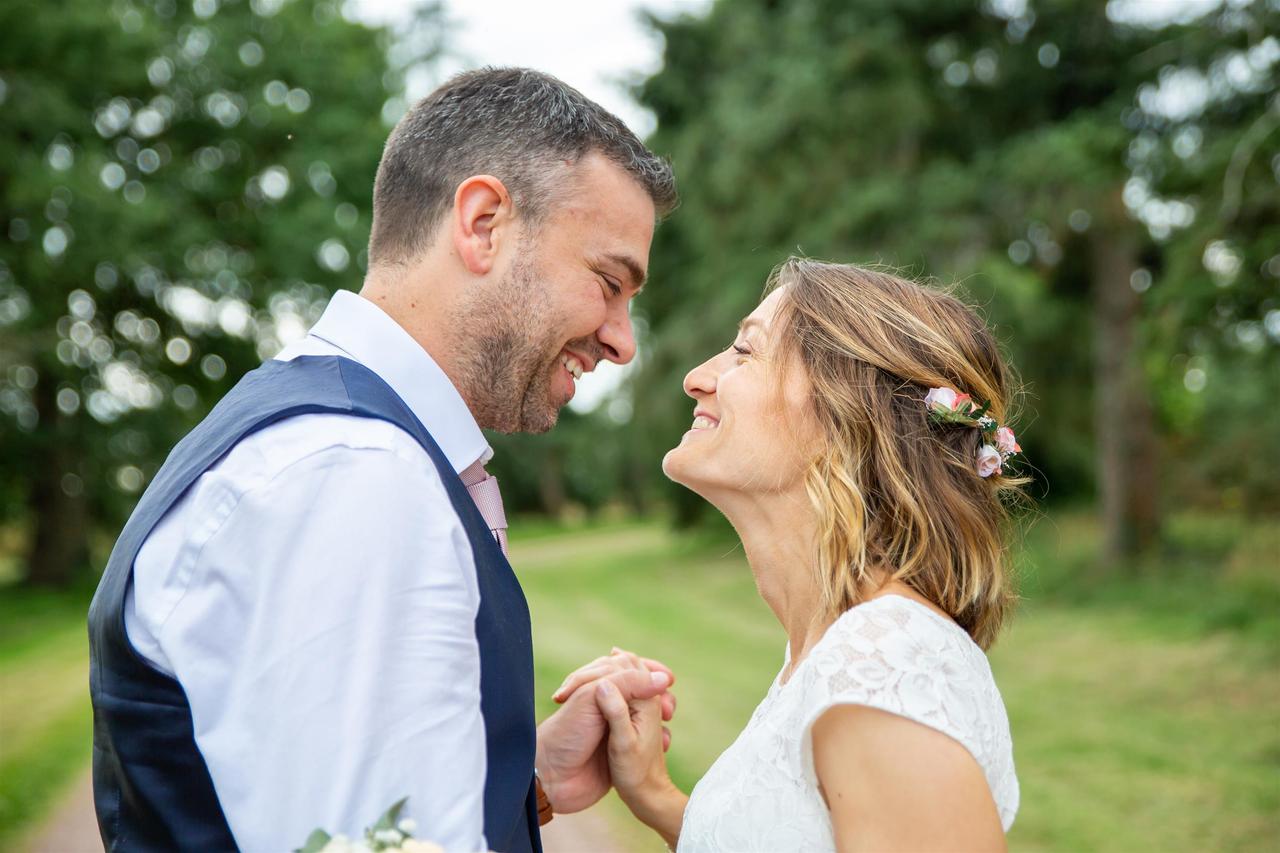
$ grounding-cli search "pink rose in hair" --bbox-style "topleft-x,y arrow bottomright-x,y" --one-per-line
924,387 -> 958,412
995,426 -> 1020,455
952,393 -> 973,412
976,444 -> 1003,478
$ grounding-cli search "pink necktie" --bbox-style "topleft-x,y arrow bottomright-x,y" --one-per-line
459,459 -> 509,557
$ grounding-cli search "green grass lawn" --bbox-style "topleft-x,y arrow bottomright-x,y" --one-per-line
518,512 -> 1280,852
0,586 -> 95,849
1,511 -> 1276,851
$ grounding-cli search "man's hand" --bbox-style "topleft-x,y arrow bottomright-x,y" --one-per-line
535,649 -> 676,814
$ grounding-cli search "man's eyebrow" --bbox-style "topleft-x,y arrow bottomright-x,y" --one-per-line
602,253 -> 648,293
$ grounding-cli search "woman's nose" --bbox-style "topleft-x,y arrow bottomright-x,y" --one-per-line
683,354 -> 718,399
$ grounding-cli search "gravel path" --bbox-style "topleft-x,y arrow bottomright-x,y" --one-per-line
25,770 -> 99,853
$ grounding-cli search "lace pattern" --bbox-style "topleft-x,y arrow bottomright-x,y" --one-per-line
677,596 -> 1018,852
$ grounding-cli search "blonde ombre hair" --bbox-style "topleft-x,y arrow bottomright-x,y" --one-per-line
769,258 -> 1026,650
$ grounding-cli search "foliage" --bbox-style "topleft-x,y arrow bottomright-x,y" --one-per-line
0,0 -> 440,583
296,797 -> 421,853
485,406 -> 653,520
629,0 -> 1280,527
2,0 -> 1277,584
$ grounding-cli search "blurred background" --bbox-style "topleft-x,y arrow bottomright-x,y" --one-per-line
1,0 -> 1277,850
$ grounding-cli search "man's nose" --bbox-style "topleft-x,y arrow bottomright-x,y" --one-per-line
598,303 -> 637,365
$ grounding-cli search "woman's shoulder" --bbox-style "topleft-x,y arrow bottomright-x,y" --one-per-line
797,593 -> 1010,758
796,593 -> 1019,828
816,594 -> 982,666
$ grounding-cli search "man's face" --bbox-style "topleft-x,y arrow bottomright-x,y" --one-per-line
460,153 -> 657,433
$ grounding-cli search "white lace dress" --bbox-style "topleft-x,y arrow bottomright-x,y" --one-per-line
677,595 -> 1018,852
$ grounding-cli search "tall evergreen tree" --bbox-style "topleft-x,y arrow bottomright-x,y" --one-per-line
0,0 -> 440,584
632,0 -> 1278,555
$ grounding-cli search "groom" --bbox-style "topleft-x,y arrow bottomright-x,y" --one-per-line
88,68 -> 678,852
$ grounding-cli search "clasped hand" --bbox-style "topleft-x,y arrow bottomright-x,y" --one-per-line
535,647 -> 675,816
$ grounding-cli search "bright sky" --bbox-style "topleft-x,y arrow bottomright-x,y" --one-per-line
348,0 -> 711,411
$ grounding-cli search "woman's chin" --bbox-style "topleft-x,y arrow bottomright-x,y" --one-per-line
663,450 -> 733,517
660,446 -> 684,482
661,442 -> 700,486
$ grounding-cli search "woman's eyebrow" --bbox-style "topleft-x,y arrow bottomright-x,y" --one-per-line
738,318 -> 764,335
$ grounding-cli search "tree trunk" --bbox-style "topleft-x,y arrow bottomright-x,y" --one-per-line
1089,198 -> 1161,566
23,378 -> 89,587
624,459 -> 649,516
538,446 -> 567,519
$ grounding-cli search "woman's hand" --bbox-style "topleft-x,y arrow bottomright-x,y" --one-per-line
596,679 -> 688,849
596,682 -> 667,799
553,647 -> 677,748
536,649 -> 676,815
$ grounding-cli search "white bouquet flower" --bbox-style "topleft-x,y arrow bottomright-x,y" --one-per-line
296,798 -> 445,853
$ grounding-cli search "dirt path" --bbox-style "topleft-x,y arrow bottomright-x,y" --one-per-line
24,770 -> 99,853
27,768 -> 628,853
539,806 -> 628,852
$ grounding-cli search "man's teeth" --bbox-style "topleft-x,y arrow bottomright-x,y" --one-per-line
692,415 -> 716,430
560,353 -> 584,379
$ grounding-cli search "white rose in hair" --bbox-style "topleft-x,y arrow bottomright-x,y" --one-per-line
976,444 -> 1003,478
924,386 -> 958,411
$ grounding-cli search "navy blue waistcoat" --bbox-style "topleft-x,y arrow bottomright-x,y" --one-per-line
88,356 -> 541,853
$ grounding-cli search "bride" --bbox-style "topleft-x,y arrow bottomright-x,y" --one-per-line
555,258 -> 1022,851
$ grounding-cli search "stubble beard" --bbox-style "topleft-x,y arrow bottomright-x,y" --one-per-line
453,254 -> 565,434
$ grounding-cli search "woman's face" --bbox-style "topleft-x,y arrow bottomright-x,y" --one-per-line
662,287 -> 822,501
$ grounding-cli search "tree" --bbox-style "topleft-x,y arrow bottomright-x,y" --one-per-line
0,0 -> 440,584
631,0 -> 1278,559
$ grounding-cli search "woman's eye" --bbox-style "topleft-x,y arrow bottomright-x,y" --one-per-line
732,344 -> 750,357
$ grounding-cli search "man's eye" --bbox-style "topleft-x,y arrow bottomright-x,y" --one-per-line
602,276 -> 622,297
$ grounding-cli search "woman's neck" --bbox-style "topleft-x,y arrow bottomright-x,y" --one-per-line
717,489 -> 831,676
716,489 -> 946,679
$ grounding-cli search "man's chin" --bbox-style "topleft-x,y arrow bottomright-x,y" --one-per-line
513,393 -> 563,434
517,410 -> 560,434
515,367 -> 572,433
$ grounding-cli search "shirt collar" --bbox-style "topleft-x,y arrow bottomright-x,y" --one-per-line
304,289 -> 492,473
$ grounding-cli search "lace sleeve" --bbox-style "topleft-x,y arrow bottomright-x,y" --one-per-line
794,600 -> 1010,813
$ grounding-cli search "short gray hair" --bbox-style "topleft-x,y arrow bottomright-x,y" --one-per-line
368,67 -> 678,266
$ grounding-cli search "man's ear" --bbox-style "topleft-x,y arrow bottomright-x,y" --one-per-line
452,175 -> 513,275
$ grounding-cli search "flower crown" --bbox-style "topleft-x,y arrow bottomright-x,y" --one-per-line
923,386 -> 1021,478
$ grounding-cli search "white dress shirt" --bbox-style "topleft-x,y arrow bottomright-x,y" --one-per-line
125,290 -> 493,852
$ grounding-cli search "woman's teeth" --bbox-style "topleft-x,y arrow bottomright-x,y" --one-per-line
692,415 -> 717,430
561,353 -> 584,379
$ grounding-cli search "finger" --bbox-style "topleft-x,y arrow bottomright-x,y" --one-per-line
634,692 -> 664,719
555,648 -> 663,701
662,726 -> 671,752
612,650 -> 676,686
638,657 -> 675,684
553,663 -> 618,703
596,681 -> 635,750
660,691 -> 676,722
555,653 -> 619,696
610,648 -> 645,670
606,667 -> 671,702
560,655 -> 617,683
